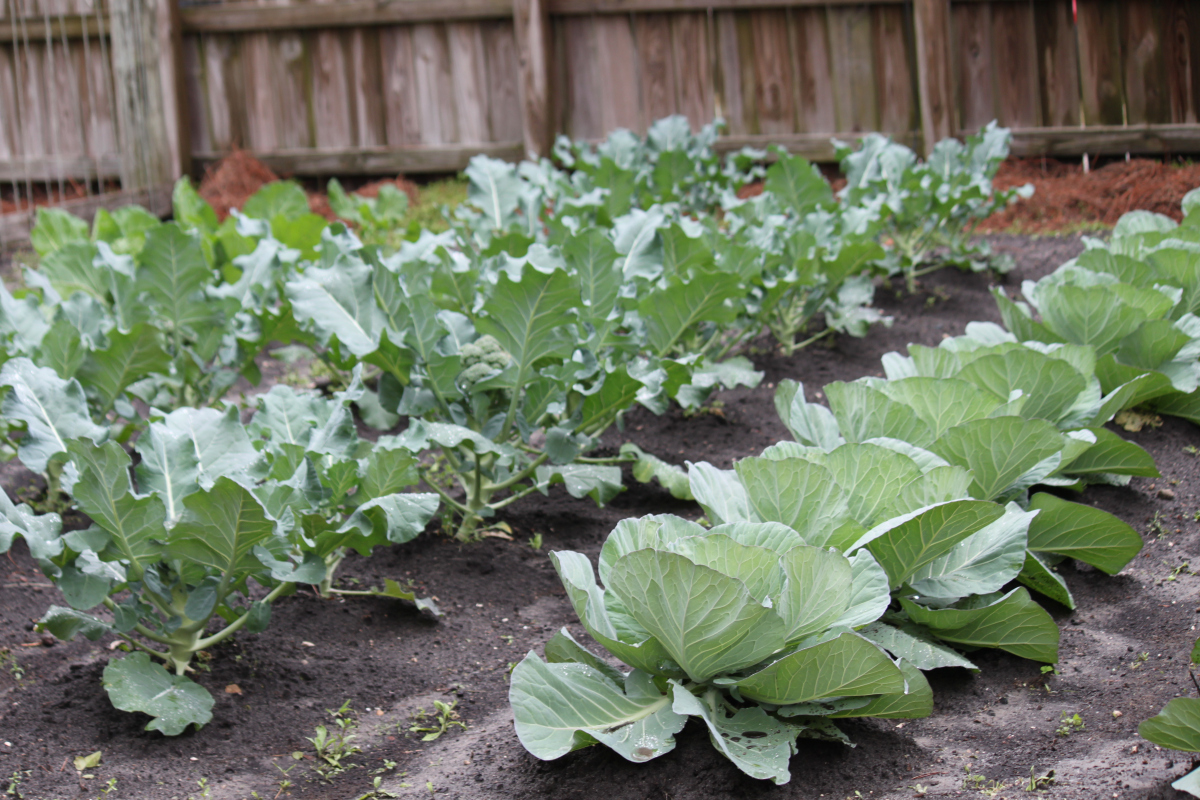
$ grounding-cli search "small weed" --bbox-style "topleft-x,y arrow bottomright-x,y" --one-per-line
1184,445 -> 1199,456
1150,511 -> 1169,539
1056,711 -> 1085,737
911,784 -> 928,797
500,634 -> 514,645
0,650 -> 26,687
1131,652 -> 1150,670
1040,664 -> 1060,677
308,702 -> 362,779
100,777 -> 119,796
408,700 -> 466,742
963,766 -> 1006,796
683,400 -> 726,419
4,771 -> 28,799
1166,562 -> 1193,582
188,777 -> 211,799
528,532 -> 543,550
353,775 -> 399,800
1026,766 -> 1055,791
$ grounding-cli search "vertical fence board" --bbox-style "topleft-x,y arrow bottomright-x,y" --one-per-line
1121,1 -> 1169,125
559,16 -> 598,139
787,8 -> 833,135
0,46 -> 19,160
380,27 -> 418,146
311,31 -> 351,148
448,22 -> 490,143
1163,0 -> 1196,124
1077,0 -> 1125,125
914,0 -> 952,154
348,29 -> 384,148
481,21 -> 521,144
272,33 -> 309,149
1034,0 -> 1080,127
952,2 -> 992,133
514,0 -> 551,156
181,35 -> 209,154
634,13 -> 675,125
992,1 -> 1040,128
872,4 -> 914,135
828,6 -> 875,133
18,42 -> 47,158
594,15 -> 641,134
713,10 -> 746,134
241,34 -> 276,149
669,12 -> 711,131
750,10 -> 794,135
411,23 -> 458,145
202,34 -> 242,150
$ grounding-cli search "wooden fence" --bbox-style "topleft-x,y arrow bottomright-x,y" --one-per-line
4,0 -> 1200,243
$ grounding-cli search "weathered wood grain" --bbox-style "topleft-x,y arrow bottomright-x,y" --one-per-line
712,10 -> 747,134
311,31 -> 351,148
992,0 -> 1040,128
872,4 -> 914,135
347,29 -> 385,147
788,7 -> 833,135
1163,0 -> 1196,125
594,14 -> 641,134
670,12 -> 711,130
827,6 -> 875,133
913,0 -> 952,154
448,21 -> 490,142
380,25 -> 420,146
411,23 -> 457,144
1076,0 -> 1125,125
634,13 -> 676,124
182,0 -> 512,35
192,142 -> 524,176
1034,0 -> 1080,128
480,21 -> 521,145
750,9 -> 794,135
952,1 -> 992,133
1121,0 -> 1169,125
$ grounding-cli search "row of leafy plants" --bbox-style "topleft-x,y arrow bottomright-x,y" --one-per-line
507,196 -> 1200,783
0,120 -> 1026,742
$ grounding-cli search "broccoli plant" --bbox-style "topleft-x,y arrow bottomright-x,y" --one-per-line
836,121 -> 1031,292
0,361 -> 437,734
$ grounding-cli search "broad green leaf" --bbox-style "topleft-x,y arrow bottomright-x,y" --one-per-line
337,493 -> 438,552
620,443 -> 693,500
102,652 -> 214,736
243,181 -> 310,220
887,465 -> 973,518
598,515 -> 704,587
773,545 -> 854,641
607,549 -> 790,682
955,351 -> 1086,423
832,550 -> 891,629
543,628 -> 625,685
1062,427 -> 1158,477
38,605 -> 111,642
1116,319 -> 1192,370
825,443 -> 923,527
734,457 -> 850,547
864,500 -> 1004,588
728,631 -> 906,705
73,751 -> 103,773
878,377 -> 1007,437
829,659 -> 932,720
167,478 -> 276,580
826,381 -> 933,448
511,654 -> 685,763
906,504 -> 1034,599
466,157 -> 524,231
1026,492 -> 1142,574
707,521 -> 805,554
687,462 -> 754,525
137,224 -> 213,329
774,380 -> 843,450
1174,768 -> 1200,799
477,266 -> 580,387
1017,550 -> 1075,609
286,258 -> 382,357
30,207 -> 89,256
1034,284 -> 1152,354
859,621 -> 978,671
358,447 -> 420,499
76,325 -> 169,411
67,440 -> 165,574
1150,387 -> 1200,426
136,407 -> 263,520
531,461 -> 623,503
249,385 -> 332,449
612,209 -> 664,281
671,684 -> 803,785
0,359 -> 106,472
1139,697 -> 1200,753
667,534 -> 785,604
899,588 -> 1059,663
172,177 -> 218,234
39,243 -> 107,299
0,488 -> 61,555
640,268 -> 741,356
765,152 -> 833,215
930,417 -> 1065,500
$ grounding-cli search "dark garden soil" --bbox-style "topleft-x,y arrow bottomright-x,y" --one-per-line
3,233 -> 1200,800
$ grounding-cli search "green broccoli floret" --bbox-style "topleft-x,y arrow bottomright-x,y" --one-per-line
459,335 -> 511,387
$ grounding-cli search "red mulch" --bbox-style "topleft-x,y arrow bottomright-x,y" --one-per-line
981,157 -> 1200,233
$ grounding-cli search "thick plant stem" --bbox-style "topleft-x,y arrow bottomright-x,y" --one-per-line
317,550 -> 347,598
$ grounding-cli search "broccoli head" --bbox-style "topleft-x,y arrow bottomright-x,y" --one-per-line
459,335 -> 512,387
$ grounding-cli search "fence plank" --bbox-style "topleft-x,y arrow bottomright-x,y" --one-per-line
448,22 -> 490,142
1163,0 -> 1196,125
749,10 -> 794,135
669,12 -> 711,131
635,13 -> 676,124
1076,0 -> 1125,126
992,1 -> 1040,128
181,35 -> 210,154
481,21 -> 522,144
348,29 -> 385,147
1034,0 -> 1079,128
872,4 -> 913,135
380,26 -> 419,146
0,45 -> 19,160
590,14 -> 640,134
952,1 -> 991,133
558,16 -> 598,139
182,0 -> 513,34
913,0 -> 952,154
551,0 -> 905,12
513,0 -> 550,155
712,10 -> 747,134
411,23 -> 458,144
272,32 -> 310,149
788,7 -> 833,135
827,6 -> 875,133
192,142 -> 524,175
312,31 -> 352,148
240,33 -> 276,149
1121,1 -> 1169,126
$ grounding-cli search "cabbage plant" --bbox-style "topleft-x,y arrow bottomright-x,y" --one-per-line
510,514 -> 933,783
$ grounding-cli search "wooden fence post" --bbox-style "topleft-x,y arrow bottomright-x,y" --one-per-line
109,0 -> 187,191
513,0 -> 551,160
913,0 -> 954,156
